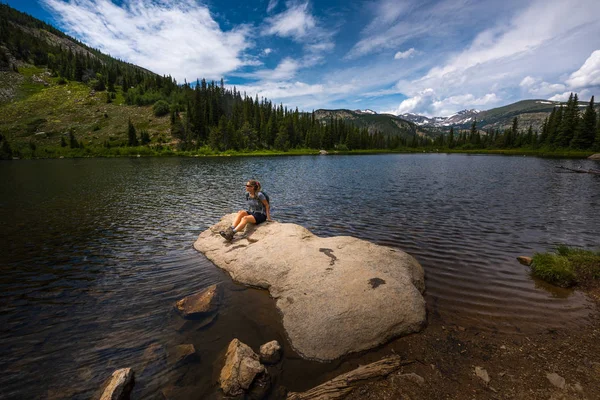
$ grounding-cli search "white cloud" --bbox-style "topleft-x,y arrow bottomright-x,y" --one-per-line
385,0 -> 600,115
263,48 -> 273,56
264,2 -> 315,39
548,92 -> 572,102
262,1 -> 336,58
394,48 -> 416,60
389,89 -> 499,117
519,76 -> 536,87
566,50 -> 600,89
267,0 -> 279,13
42,0 -> 251,82
252,57 -> 300,80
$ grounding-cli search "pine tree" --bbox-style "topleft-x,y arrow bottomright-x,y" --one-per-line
570,96 -> 596,149
127,118 -> 138,146
69,130 -> 78,148
448,127 -> 455,148
556,93 -> 579,147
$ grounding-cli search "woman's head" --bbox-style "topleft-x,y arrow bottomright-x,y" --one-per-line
245,180 -> 261,193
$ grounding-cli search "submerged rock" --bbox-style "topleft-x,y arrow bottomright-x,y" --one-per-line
97,368 -> 134,400
175,284 -> 220,319
194,214 -> 426,361
219,339 -> 267,397
168,344 -> 199,367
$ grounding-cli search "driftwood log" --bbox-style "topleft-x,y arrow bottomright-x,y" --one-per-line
556,166 -> 600,175
286,355 -> 409,400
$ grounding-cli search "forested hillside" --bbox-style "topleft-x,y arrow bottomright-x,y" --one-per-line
0,4 -> 407,159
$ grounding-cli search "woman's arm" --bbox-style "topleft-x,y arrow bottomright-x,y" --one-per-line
262,199 -> 272,221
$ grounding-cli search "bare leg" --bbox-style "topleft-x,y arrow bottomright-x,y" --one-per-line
234,215 -> 256,232
233,210 -> 248,228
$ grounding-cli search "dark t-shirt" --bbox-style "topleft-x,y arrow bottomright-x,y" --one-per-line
247,192 -> 267,214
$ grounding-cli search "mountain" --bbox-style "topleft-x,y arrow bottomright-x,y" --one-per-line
398,100 -> 597,132
400,109 -> 480,127
314,109 -> 431,140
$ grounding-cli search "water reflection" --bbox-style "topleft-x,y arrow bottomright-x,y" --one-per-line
0,154 -> 599,398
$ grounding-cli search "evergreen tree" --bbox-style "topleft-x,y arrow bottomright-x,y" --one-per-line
127,118 -> 138,146
448,127 -> 455,148
570,96 -> 596,149
556,93 -> 579,147
274,123 -> 290,151
69,130 -> 78,148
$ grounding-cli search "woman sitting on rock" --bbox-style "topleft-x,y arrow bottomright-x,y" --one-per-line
220,180 -> 271,241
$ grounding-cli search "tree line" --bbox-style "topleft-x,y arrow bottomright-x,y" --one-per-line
431,94 -> 600,151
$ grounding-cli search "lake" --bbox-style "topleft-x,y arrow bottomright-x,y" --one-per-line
1,154 -> 599,399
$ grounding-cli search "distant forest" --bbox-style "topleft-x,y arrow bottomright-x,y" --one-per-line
1,3 -> 599,156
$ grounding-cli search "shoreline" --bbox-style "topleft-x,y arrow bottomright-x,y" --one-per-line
3,148 -> 597,160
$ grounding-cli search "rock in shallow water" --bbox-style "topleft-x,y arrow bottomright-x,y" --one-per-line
97,368 -> 134,400
259,340 -> 282,364
194,214 -> 426,361
219,339 -> 267,397
174,284 -> 220,319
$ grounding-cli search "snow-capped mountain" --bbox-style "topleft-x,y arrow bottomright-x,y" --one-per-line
355,109 -> 377,114
400,109 -> 480,127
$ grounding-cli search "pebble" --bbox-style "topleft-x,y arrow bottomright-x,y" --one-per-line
546,372 -> 565,389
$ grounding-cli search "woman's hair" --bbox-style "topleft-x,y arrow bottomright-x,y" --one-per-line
247,179 -> 261,192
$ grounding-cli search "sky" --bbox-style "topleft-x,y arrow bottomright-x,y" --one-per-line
5,0 -> 600,116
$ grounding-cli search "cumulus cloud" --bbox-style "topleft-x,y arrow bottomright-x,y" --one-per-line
519,76 -> 566,96
382,0 -> 600,115
42,0 -> 251,82
394,48 -> 416,60
566,50 -> 600,89
263,48 -> 273,56
389,89 -> 499,117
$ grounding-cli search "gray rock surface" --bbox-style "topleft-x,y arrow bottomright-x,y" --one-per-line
194,214 -> 426,361
98,368 -> 134,400
259,340 -> 282,364
219,339 -> 266,397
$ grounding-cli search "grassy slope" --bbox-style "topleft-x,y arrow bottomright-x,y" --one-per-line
0,65 -> 171,157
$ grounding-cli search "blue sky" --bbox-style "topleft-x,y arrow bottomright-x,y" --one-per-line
5,0 -> 600,116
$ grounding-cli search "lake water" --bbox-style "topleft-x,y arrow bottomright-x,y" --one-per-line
1,154 -> 599,399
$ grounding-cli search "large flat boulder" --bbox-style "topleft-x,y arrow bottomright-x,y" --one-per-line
194,214 -> 426,361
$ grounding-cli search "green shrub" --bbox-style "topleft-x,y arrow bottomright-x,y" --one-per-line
153,100 -> 170,117
531,253 -> 576,287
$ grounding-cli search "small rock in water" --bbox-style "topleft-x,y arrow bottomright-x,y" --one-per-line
220,339 -> 266,397
517,256 -> 533,266
175,284 -> 220,319
546,372 -> 566,389
259,340 -> 282,364
475,366 -> 490,384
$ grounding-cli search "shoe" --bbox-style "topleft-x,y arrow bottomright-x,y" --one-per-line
219,227 -> 235,241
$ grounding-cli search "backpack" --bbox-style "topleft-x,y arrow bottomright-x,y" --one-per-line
246,191 -> 270,204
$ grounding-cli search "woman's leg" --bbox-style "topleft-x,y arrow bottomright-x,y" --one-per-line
233,210 -> 248,228
234,215 -> 256,232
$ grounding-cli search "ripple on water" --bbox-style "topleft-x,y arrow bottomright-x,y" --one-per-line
0,154 -> 598,398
